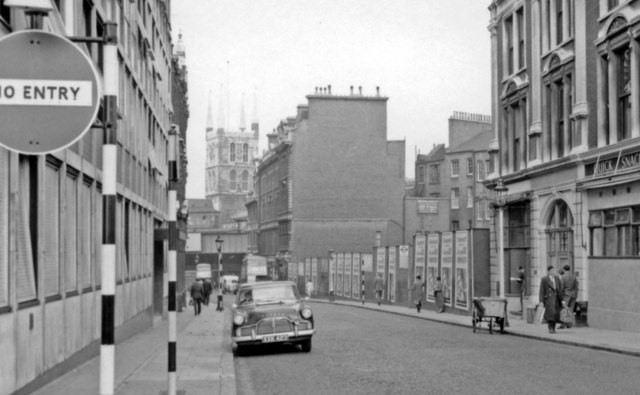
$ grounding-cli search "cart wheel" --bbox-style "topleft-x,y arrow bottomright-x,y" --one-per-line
499,317 -> 505,334
489,318 -> 493,334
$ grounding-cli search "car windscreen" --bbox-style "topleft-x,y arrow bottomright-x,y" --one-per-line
238,285 -> 299,306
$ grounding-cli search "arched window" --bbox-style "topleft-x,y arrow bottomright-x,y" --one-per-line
241,170 -> 249,191
229,170 -> 236,191
243,144 -> 249,162
230,143 -> 236,162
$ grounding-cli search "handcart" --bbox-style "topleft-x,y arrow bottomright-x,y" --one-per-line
472,297 -> 507,334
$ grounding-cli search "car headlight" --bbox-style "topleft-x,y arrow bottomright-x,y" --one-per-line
300,307 -> 312,319
233,313 -> 245,326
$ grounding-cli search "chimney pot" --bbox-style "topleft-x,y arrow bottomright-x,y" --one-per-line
376,86 -> 380,96
328,85 -> 332,95
358,86 -> 362,95
350,86 -> 354,95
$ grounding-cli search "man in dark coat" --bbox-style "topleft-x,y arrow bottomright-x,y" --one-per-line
560,264 -> 579,328
539,265 -> 563,333
190,279 -> 204,315
203,279 -> 212,306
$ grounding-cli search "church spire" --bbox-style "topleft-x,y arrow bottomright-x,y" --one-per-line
216,85 -> 225,134
239,93 -> 246,132
251,88 -> 259,138
206,90 -> 214,132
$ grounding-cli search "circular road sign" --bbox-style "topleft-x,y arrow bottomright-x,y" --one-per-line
0,30 -> 101,154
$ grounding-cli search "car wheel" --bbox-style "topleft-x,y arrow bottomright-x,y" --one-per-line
233,344 -> 244,357
300,338 -> 312,353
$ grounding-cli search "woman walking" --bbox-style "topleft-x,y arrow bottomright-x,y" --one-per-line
411,275 -> 425,313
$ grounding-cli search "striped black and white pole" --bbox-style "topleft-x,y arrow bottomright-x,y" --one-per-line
361,259 -> 365,305
100,21 -> 118,395
167,125 -> 179,394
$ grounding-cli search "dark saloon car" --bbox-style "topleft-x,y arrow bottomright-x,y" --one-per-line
231,281 -> 315,356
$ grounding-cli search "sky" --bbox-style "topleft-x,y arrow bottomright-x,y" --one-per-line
171,0 -> 493,199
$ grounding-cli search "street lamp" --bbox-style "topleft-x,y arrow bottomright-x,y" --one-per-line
215,236 -> 224,311
494,179 -> 509,298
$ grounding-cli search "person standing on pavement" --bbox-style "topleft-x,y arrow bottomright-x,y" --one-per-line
190,278 -> 204,315
305,277 -> 315,299
511,266 -> 526,313
216,283 -> 224,312
560,264 -> 579,329
411,275 -> 425,313
539,265 -> 563,333
374,272 -> 385,306
434,276 -> 445,313
202,278 -> 212,306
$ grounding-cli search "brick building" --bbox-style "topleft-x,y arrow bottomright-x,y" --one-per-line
253,86 -> 406,273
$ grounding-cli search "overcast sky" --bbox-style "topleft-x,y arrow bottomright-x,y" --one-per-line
171,0 -> 493,198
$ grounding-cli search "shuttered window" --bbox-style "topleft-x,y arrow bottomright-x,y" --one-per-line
43,161 -> 61,297
65,171 -> 78,293
16,157 -> 36,302
80,179 -> 92,289
0,149 -> 8,307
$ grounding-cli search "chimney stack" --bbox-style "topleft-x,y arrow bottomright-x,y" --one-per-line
350,86 -> 354,95
328,85 -> 332,95
358,86 -> 362,95
376,86 -> 380,96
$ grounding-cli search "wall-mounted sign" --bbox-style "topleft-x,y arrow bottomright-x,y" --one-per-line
417,199 -> 439,214
0,31 -> 100,154
587,149 -> 640,176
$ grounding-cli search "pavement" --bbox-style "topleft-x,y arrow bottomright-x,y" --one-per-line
32,295 -> 640,395
33,297 -> 235,395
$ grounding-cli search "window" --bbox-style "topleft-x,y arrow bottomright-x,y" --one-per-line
517,8 -> 524,69
17,156 -> 38,303
242,170 -> 249,192
467,187 -> 474,208
618,47 -> 631,141
429,164 -> 440,184
503,93 -> 527,171
1,1 -> 11,26
243,144 -> 249,162
417,166 -> 425,183
477,160 -> 486,181
556,0 -> 563,45
544,57 -> 573,158
230,170 -> 237,191
608,0 -> 619,11
590,206 -> 640,256
452,221 -> 460,231
451,188 -> 460,209
451,160 -> 460,177
230,143 -> 236,162
430,193 -> 440,198
467,158 -> 474,175
477,200 -> 485,221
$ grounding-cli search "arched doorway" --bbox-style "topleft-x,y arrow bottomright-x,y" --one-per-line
546,200 -> 574,271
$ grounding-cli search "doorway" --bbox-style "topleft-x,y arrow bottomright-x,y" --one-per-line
546,200 -> 574,271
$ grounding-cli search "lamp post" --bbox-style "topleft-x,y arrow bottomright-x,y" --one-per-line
215,236 -> 224,311
494,179 -> 509,298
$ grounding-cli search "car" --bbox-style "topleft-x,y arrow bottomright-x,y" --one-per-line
231,281 -> 315,356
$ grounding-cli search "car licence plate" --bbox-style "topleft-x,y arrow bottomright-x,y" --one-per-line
262,334 -> 289,343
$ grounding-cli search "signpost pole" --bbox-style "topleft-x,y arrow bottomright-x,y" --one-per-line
167,126 -> 179,395
100,21 -> 118,395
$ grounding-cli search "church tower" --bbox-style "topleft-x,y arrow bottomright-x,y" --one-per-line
205,90 -> 259,224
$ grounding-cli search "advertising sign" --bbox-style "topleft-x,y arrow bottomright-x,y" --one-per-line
455,231 -> 469,310
352,252 -> 360,299
388,247 -> 396,303
344,253 -> 352,298
329,252 -> 336,293
415,234 -> 426,281
311,258 -> 318,293
337,253 -> 344,296
0,31 -> 101,154
362,253 -> 373,272
305,258 -> 311,281
426,233 -> 440,303
441,232 -> 453,307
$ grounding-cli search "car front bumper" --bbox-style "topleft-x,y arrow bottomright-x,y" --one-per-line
232,328 -> 315,345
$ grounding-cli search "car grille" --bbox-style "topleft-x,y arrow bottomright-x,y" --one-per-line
256,318 -> 292,335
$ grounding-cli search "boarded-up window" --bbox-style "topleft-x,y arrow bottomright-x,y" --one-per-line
16,157 -> 37,302
43,160 -> 61,297
65,170 -> 78,292
80,178 -> 92,289
0,149 -> 8,306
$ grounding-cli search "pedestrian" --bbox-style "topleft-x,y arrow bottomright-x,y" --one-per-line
216,283 -> 224,312
305,277 -> 315,299
411,275 -> 425,313
559,264 -> 579,329
434,276 -> 445,313
539,265 -> 563,334
374,272 -> 385,306
203,278 -> 212,306
190,278 -> 204,315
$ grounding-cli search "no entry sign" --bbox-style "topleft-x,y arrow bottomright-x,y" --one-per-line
0,30 -> 101,154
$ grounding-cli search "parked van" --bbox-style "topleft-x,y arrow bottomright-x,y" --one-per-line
222,275 -> 239,294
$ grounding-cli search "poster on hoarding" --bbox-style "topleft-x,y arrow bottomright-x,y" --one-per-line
362,253 -> 373,272
337,253 -> 344,296
426,233 -> 440,303
441,232 -> 453,307
388,247 -> 396,303
455,231 -> 469,310
345,253 -> 352,298
329,252 -> 336,294
399,245 -> 409,269
305,258 -> 311,282
376,247 -> 386,299
352,252 -> 360,299
311,258 -> 318,294
415,234 -> 426,281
